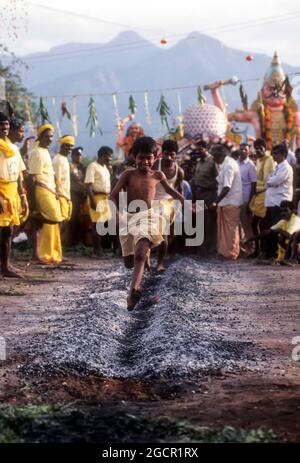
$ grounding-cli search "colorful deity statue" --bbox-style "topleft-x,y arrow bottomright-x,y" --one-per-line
210,52 -> 300,149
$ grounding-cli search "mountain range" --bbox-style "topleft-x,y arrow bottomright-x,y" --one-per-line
20,31 -> 300,154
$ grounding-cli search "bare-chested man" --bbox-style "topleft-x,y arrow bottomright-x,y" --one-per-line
110,137 -> 186,310
153,139 -> 184,272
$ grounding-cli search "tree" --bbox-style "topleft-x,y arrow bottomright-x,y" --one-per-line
0,46 -> 36,122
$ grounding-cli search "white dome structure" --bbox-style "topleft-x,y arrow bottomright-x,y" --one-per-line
183,104 -> 227,139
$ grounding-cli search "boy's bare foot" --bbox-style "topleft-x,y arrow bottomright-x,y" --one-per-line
1,268 -> 24,279
156,264 -> 166,273
127,289 -> 142,311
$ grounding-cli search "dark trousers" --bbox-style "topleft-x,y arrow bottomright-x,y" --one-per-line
193,187 -> 217,256
262,206 -> 281,258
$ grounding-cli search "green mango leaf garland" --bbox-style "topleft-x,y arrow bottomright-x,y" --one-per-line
128,94 -> 137,114
61,100 -> 72,120
156,94 -> 170,130
197,86 -> 206,106
39,97 -> 51,124
86,96 -> 102,137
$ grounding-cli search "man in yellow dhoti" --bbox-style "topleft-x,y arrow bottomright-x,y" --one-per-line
0,112 -> 28,277
53,135 -> 74,223
85,146 -> 112,257
153,140 -> 184,272
28,124 -> 63,264
249,138 -> 276,257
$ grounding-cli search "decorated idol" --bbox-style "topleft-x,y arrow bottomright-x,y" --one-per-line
210,52 -> 300,149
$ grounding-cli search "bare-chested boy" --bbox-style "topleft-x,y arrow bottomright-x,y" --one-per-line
153,139 -> 184,272
110,136 -> 186,310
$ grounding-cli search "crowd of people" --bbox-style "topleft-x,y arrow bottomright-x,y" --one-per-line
1,111 -> 300,306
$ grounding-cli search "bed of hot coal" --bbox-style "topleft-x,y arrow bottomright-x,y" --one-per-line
17,257 -> 262,380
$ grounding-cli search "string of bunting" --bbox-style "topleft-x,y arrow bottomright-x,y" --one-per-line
30,70 -> 300,138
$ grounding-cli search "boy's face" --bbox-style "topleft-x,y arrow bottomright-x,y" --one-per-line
136,152 -> 155,172
162,150 -> 177,166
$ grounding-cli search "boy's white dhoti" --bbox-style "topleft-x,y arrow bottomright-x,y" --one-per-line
119,208 -> 165,257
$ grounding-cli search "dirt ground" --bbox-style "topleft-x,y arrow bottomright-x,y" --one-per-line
0,253 -> 299,442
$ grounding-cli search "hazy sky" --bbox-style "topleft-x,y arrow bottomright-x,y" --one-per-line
1,0 -> 300,64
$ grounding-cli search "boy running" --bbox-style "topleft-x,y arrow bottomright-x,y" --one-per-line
110,137 -> 186,310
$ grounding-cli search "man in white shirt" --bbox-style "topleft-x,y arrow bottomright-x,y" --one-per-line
211,144 -> 243,260
264,143 -> 293,258
238,143 -> 257,255
85,146 -> 112,257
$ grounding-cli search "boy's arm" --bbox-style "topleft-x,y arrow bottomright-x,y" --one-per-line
110,170 -> 129,210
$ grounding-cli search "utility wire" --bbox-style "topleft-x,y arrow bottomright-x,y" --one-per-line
13,7 -> 300,63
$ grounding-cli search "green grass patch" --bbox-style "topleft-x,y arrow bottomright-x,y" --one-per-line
0,404 -> 277,443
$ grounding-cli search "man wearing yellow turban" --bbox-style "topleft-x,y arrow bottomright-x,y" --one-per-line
28,123 -> 63,264
53,135 -> 74,220
53,135 -> 74,253
0,112 -> 28,277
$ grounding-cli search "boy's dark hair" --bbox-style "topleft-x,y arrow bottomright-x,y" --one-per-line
272,143 -> 288,158
280,200 -> 294,210
132,136 -> 157,157
295,147 -> 300,156
253,138 -> 266,149
10,118 -> 24,131
162,139 -> 179,153
97,146 -> 113,158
